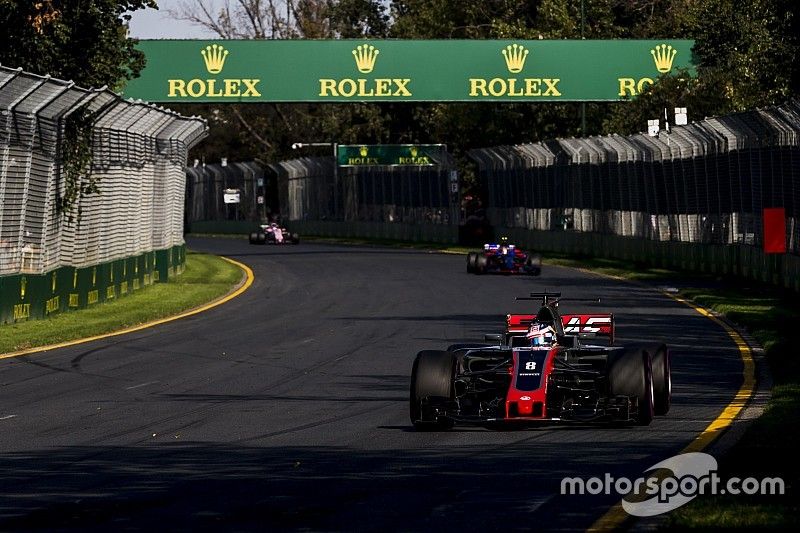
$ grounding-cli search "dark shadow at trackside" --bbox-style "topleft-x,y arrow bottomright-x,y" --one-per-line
0,437 -> 734,532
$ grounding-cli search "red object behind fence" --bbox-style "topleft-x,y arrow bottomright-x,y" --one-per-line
763,208 -> 786,254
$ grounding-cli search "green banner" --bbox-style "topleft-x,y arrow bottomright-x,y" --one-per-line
123,39 -> 695,103
337,144 -> 444,166
0,245 -> 185,325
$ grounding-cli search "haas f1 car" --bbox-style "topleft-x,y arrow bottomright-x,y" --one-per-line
410,293 -> 671,429
466,239 -> 541,276
249,223 -> 300,245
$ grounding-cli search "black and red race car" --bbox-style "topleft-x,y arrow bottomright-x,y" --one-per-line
466,239 -> 541,276
249,223 -> 300,245
410,292 -> 671,429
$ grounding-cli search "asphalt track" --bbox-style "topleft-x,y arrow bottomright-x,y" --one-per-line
0,237 -> 744,531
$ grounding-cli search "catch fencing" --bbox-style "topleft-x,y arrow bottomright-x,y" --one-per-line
185,161 -> 266,232
0,65 -> 207,323
268,153 -> 460,242
469,100 -> 800,287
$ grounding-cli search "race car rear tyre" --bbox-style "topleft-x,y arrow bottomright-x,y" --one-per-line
466,252 -> 478,273
526,253 -> 542,276
257,232 -> 267,244
410,350 -> 456,430
646,344 -> 671,415
608,349 -> 654,426
474,254 -> 488,275
249,232 -> 259,244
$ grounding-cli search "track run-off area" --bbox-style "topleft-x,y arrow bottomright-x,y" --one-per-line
0,237 -> 747,530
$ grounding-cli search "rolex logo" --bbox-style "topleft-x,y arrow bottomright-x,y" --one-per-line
202,44 -> 229,74
470,43 -> 559,98
398,145 -> 431,165
320,44 -> 411,98
502,44 -> 529,74
170,43 -> 261,98
352,44 -> 379,74
651,43 -> 676,73
359,146 -> 369,157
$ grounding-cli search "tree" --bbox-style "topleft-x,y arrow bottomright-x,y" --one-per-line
603,0 -> 799,134
0,0 -> 156,90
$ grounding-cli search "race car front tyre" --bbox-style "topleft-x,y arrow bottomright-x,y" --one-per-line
646,344 -> 671,415
526,253 -> 542,276
466,252 -> 477,273
249,232 -> 259,244
291,233 -> 300,244
608,349 -> 654,426
410,350 -> 456,430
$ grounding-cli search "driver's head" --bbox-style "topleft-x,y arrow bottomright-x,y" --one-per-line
526,322 -> 555,348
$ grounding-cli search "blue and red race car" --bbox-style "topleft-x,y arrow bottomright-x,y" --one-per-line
410,292 -> 671,429
466,238 -> 542,276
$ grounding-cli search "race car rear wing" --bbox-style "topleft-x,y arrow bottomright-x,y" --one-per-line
506,313 -> 615,345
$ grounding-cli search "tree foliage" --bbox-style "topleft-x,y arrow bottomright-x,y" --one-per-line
603,0 -> 798,134
0,0 -> 155,90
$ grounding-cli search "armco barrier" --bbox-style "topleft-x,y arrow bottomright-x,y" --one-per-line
288,220 -> 458,244
0,244 -> 185,324
490,227 -> 800,291
187,220 -> 261,235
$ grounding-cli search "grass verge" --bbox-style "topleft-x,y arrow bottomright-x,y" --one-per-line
663,284 -> 799,529
0,251 -> 242,354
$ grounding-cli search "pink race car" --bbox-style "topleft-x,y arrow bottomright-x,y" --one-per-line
249,223 -> 300,245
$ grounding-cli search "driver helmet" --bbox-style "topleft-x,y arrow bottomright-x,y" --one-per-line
526,322 -> 556,347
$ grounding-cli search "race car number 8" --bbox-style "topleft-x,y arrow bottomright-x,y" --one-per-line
525,361 -> 537,370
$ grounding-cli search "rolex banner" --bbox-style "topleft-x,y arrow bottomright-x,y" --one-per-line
337,144 -> 445,166
123,40 -> 695,103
